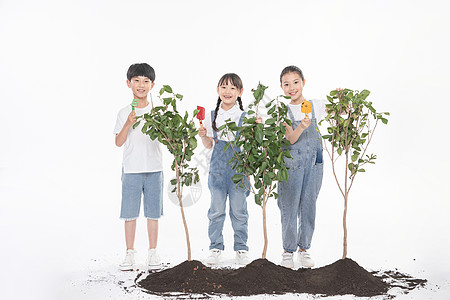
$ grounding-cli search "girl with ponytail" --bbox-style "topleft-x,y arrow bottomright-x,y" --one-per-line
198,73 -> 251,266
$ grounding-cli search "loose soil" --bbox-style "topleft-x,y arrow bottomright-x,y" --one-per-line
136,258 -> 426,298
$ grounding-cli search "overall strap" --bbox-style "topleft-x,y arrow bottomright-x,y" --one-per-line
211,110 -> 218,141
235,111 -> 247,140
310,100 -> 316,120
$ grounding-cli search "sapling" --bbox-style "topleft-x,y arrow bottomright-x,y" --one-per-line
221,83 -> 292,259
134,85 -> 199,261
319,88 -> 389,259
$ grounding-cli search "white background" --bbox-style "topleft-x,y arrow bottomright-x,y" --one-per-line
1,0 -> 449,299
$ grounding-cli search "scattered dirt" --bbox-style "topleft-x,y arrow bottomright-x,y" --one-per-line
136,258 -> 426,298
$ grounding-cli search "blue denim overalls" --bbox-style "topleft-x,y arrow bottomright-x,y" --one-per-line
278,102 -> 324,252
207,110 -> 250,251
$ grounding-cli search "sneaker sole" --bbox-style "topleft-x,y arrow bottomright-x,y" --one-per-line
281,263 -> 294,269
236,258 -> 251,265
119,265 -> 135,271
147,264 -> 162,270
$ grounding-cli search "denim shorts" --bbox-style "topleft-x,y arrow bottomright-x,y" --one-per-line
120,170 -> 164,220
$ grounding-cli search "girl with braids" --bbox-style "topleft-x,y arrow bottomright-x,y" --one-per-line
198,73 -> 251,266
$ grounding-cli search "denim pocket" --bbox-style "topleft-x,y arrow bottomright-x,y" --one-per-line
315,148 -> 323,164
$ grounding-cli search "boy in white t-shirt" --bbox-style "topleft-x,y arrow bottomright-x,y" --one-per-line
113,63 -> 163,271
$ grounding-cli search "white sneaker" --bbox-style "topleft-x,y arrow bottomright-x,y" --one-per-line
235,250 -> 251,265
281,252 -> 294,269
205,249 -> 222,265
147,248 -> 161,269
119,249 -> 136,271
298,250 -> 314,268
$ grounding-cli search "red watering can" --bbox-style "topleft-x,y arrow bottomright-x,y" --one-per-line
196,106 -> 205,128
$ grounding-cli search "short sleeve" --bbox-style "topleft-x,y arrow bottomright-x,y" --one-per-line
203,110 -> 214,138
113,110 -> 125,134
312,99 -> 327,122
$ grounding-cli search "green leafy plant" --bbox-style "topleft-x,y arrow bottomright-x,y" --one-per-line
319,88 -> 389,259
221,83 -> 292,259
134,85 -> 199,261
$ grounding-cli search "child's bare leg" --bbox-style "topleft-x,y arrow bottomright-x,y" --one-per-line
147,219 -> 158,249
125,220 -> 137,249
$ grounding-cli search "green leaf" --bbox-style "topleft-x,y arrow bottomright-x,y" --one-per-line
231,174 -> 244,183
163,85 -> 173,93
254,179 -> 262,189
267,105 -> 276,115
277,153 -> 283,163
254,194 -> 262,206
265,118 -> 277,125
360,89 -> 370,99
190,137 -> 197,149
260,161 -> 268,174
217,124 -> 227,131
283,150 -> 292,158
255,126 -> 263,144
132,121 -> 141,129
277,168 -> 288,182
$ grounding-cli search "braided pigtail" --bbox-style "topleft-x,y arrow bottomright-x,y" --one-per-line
212,97 -> 222,132
237,96 -> 244,111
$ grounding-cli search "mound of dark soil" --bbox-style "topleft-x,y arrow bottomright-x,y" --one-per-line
137,260 -> 232,294
299,258 -> 389,297
219,258 -> 300,296
136,258 -> 425,297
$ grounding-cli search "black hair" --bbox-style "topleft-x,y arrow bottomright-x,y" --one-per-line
127,63 -> 156,82
280,65 -> 304,83
212,73 -> 244,132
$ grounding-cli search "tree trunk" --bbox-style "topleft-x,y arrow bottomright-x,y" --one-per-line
179,194 -> 191,261
176,163 -> 191,261
261,200 -> 268,259
342,193 -> 348,259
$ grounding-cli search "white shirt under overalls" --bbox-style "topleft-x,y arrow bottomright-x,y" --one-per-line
287,99 -> 327,122
203,104 -> 243,141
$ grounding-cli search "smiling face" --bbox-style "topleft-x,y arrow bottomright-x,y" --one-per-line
217,79 -> 243,110
126,76 -> 154,100
281,72 -> 306,104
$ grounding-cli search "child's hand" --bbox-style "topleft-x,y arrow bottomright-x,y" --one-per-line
256,116 -> 263,124
299,117 -> 311,130
126,111 -> 137,126
198,127 -> 207,138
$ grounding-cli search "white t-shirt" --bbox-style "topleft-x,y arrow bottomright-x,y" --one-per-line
287,99 -> 327,122
203,104 -> 244,142
113,104 -> 163,173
